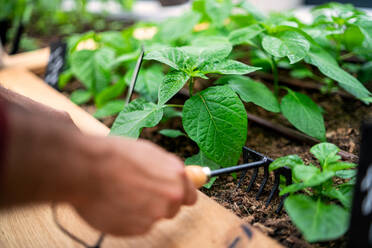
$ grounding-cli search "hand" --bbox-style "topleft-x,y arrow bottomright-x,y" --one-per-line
69,137 -> 197,236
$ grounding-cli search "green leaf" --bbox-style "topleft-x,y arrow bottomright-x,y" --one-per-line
228,24 -> 264,45
70,90 -> 92,105
94,100 -> 125,119
327,161 -> 356,172
281,90 -> 326,141
159,129 -> 186,138
189,37 -> 233,64
285,195 -> 349,242
157,11 -> 201,42
110,99 -> 163,138
158,70 -> 190,106
269,155 -> 304,171
262,31 -> 310,64
219,75 -> 280,112
335,170 -> 357,179
304,171 -> 335,187
293,165 -> 319,182
204,0 -> 233,27
144,47 -> 188,70
306,46 -> 371,102
280,183 -> 306,195
162,107 -> 182,122
135,65 -> 164,103
58,69 -> 73,89
95,77 -> 127,108
290,68 -> 314,79
203,177 -> 217,189
310,142 -> 340,168
109,49 -> 140,69
322,186 -> 353,209
182,86 -> 247,166
70,48 -> 115,94
200,60 -> 261,75
342,24 -> 365,50
185,151 -> 220,170
185,151 -> 220,188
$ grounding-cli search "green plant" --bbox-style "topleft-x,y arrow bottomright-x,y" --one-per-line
269,143 -> 357,242
109,39 -> 260,169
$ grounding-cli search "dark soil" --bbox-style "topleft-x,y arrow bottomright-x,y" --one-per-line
60,76 -> 372,248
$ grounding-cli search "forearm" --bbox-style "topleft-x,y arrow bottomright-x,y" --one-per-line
0,103 -> 93,207
0,86 -> 76,126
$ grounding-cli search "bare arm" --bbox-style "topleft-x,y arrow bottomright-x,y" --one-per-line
0,87 -> 197,236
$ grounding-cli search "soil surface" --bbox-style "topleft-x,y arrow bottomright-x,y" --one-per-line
60,75 -> 372,248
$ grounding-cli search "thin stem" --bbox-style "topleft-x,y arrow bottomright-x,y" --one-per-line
270,57 -> 279,98
165,104 -> 184,108
339,52 -> 354,61
189,77 -> 194,97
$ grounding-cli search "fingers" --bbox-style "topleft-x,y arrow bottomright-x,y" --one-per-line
181,171 -> 198,205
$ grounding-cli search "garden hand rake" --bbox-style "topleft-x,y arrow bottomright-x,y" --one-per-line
186,147 -> 292,213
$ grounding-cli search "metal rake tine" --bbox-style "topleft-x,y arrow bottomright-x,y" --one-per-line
276,193 -> 288,213
256,165 -> 269,200
265,171 -> 280,207
246,167 -> 258,192
236,169 -> 248,189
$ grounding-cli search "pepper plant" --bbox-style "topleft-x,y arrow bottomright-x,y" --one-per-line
269,143 -> 356,242
110,39 -> 260,168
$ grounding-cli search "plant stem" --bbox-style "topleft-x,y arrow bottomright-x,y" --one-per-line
189,77 -> 194,97
270,57 -> 279,98
339,52 -> 354,61
165,104 -> 184,108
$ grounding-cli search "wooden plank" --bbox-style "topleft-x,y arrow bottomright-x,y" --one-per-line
2,48 -> 50,75
0,66 -> 282,248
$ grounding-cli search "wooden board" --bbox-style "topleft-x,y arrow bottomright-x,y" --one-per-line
0,59 -> 282,248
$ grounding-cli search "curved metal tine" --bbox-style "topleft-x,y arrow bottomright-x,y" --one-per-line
256,165 -> 269,199
237,147 -> 252,189
276,193 -> 289,213
246,167 -> 258,192
236,169 -> 248,189
266,170 -> 280,207
275,167 -> 293,213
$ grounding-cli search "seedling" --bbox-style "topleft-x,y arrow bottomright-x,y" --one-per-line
269,142 -> 357,242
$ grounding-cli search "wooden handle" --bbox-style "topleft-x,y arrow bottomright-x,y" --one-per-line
185,166 -> 209,188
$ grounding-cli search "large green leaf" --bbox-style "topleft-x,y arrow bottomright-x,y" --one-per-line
158,70 -> 190,106
110,99 -> 163,138
228,24 -> 264,45
285,195 -> 349,242
262,31 -> 310,64
200,60 -> 261,75
219,75 -> 279,112
185,151 -> 220,189
94,100 -> 125,119
70,48 -> 115,93
306,46 -> 371,102
182,86 -> 247,166
280,90 -> 326,141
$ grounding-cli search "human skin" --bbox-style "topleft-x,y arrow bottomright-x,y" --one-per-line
0,86 -> 197,236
